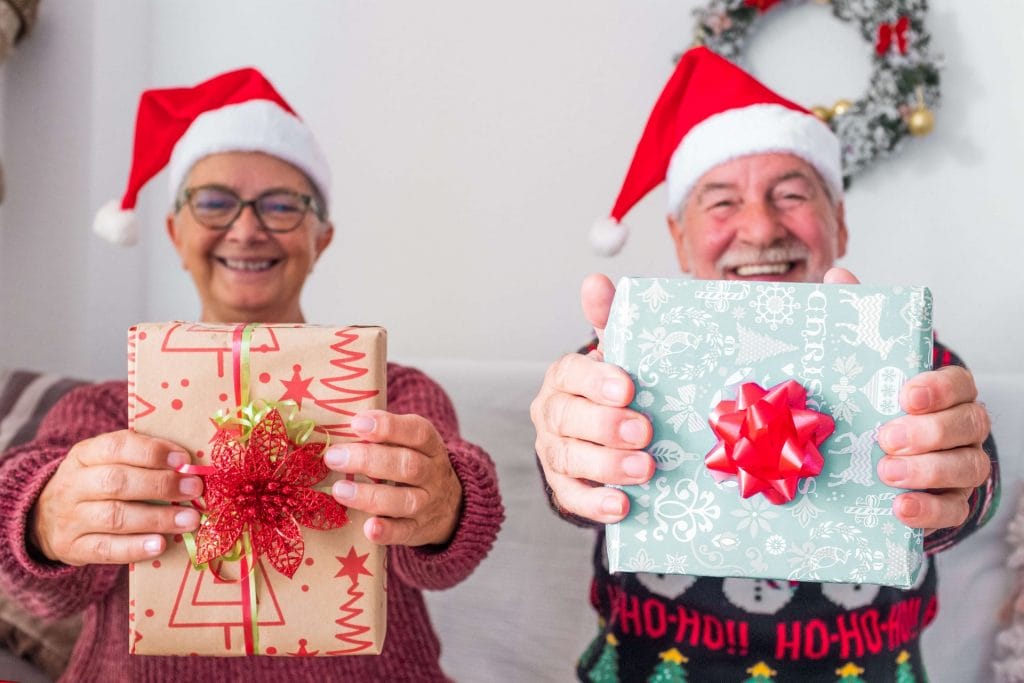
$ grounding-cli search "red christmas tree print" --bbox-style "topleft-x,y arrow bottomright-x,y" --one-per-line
327,546 -> 375,654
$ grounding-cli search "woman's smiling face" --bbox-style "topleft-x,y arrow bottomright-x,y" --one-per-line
166,151 -> 333,324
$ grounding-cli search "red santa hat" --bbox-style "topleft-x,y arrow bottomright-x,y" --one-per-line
93,67 -> 330,246
591,46 -> 842,256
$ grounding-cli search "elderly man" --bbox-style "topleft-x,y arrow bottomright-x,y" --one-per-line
531,47 -> 997,681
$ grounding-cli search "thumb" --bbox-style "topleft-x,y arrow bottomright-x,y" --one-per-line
823,267 -> 861,285
581,273 -> 616,347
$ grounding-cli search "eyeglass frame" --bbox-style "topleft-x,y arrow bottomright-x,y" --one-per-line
175,184 -> 326,233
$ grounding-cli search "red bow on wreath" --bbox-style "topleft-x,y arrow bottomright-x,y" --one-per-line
876,16 -> 910,56
193,408 -> 349,578
705,380 -> 835,505
743,0 -> 783,11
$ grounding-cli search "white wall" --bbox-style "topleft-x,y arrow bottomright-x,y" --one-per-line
1,0 -> 1022,381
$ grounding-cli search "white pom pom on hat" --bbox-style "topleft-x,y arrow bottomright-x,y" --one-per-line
591,46 -> 842,257
93,67 -> 330,246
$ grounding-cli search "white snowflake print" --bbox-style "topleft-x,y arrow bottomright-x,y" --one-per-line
905,347 -> 923,369
662,384 -> 703,433
750,284 -> 801,331
732,306 -> 746,320
664,554 -> 688,573
636,390 -> 654,408
731,497 -> 779,538
881,521 -> 896,537
625,548 -> 658,572
639,280 -> 672,312
765,534 -> 787,555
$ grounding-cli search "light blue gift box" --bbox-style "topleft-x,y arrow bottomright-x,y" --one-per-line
604,278 -> 933,588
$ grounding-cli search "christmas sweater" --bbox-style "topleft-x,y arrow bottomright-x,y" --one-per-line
562,339 -> 999,683
0,364 -> 503,683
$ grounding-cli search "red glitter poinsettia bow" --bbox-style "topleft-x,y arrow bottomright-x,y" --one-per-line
193,408 -> 348,578
704,380 -> 835,505
876,16 -> 910,56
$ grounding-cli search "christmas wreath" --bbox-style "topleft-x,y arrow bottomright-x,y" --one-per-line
692,0 -> 941,186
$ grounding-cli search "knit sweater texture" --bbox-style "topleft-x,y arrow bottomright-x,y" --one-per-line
0,363 -> 503,682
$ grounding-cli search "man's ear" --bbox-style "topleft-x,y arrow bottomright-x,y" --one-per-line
834,200 -> 849,258
666,213 -> 691,272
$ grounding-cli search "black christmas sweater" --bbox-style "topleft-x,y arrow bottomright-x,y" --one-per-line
554,339 -> 999,683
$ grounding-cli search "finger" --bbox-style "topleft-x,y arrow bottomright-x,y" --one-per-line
899,365 -> 979,415
538,391 -> 651,449
538,435 -> 654,486
74,500 -> 202,536
536,353 -> 636,408
892,489 -> 971,531
823,267 -> 860,284
581,273 -> 616,345
72,430 -> 190,470
350,411 -> 446,457
325,443 -> 431,486
545,471 -> 630,523
331,478 -> 428,519
76,464 -> 204,503
64,532 -> 171,566
362,516 -> 422,546
877,447 -> 991,490
878,402 -> 990,456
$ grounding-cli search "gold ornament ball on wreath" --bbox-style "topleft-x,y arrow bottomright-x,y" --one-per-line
811,105 -> 832,122
831,99 -> 854,117
907,105 -> 935,136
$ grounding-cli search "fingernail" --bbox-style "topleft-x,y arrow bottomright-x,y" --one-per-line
906,386 -> 931,412
881,458 -> 908,484
622,453 -> 651,479
325,447 -> 349,468
898,496 -> 921,518
333,480 -> 356,500
351,416 -> 376,433
364,517 -> 383,541
143,538 -> 162,554
619,419 -> 647,445
601,495 -> 625,516
167,451 -> 189,469
602,379 -> 628,403
881,424 -> 907,452
174,510 -> 198,528
179,477 -> 202,497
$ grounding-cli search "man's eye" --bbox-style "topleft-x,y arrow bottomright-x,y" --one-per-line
710,200 -> 736,210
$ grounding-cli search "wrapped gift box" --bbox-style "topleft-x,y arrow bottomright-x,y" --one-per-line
604,278 -> 933,588
127,322 -> 387,656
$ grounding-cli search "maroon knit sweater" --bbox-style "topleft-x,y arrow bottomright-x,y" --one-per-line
0,363 -> 503,682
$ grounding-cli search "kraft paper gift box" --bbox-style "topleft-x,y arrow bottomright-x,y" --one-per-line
127,322 -> 387,656
604,278 -> 933,588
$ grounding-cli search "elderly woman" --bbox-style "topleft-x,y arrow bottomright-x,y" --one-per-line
0,68 -> 503,682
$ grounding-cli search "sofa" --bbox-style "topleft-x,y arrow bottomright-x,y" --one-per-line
0,362 -> 1019,683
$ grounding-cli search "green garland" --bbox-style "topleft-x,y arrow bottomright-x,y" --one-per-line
692,0 -> 941,187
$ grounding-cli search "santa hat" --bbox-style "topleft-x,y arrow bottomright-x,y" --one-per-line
590,46 -> 842,256
93,67 -> 330,246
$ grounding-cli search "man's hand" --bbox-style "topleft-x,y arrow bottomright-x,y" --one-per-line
824,268 -> 992,533
529,273 -> 655,524
325,411 -> 463,547
32,431 -> 203,565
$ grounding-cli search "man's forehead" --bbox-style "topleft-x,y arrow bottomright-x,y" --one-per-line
694,152 -> 823,188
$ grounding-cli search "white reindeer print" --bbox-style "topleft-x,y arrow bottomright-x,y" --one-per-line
836,290 -> 901,360
827,425 -> 880,488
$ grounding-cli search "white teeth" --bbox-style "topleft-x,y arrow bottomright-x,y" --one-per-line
221,258 -> 274,272
734,263 -> 791,277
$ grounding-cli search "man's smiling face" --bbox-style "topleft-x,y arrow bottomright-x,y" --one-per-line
668,152 -> 847,283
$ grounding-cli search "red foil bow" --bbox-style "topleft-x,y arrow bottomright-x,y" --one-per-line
705,380 -> 835,505
876,16 -> 910,56
193,408 -> 349,578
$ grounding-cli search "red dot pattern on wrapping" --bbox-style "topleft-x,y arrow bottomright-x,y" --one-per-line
265,647 -> 277,655
145,609 -> 154,617
180,378 -> 190,387
161,382 -> 169,389
259,372 -> 271,384
171,399 -> 183,410
219,393 -> 228,402
173,534 -> 183,543
152,560 -> 161,569
138,331 -> 147,340
301,585 -> 309,592
305,557 -> 314,566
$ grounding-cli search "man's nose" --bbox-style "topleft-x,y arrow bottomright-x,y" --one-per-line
735,200 -> 785,245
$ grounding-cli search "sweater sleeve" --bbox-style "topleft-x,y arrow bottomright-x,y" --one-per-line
0,381 -> 126,619
383,364 -> 504,591
923,340 -> 1001,554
